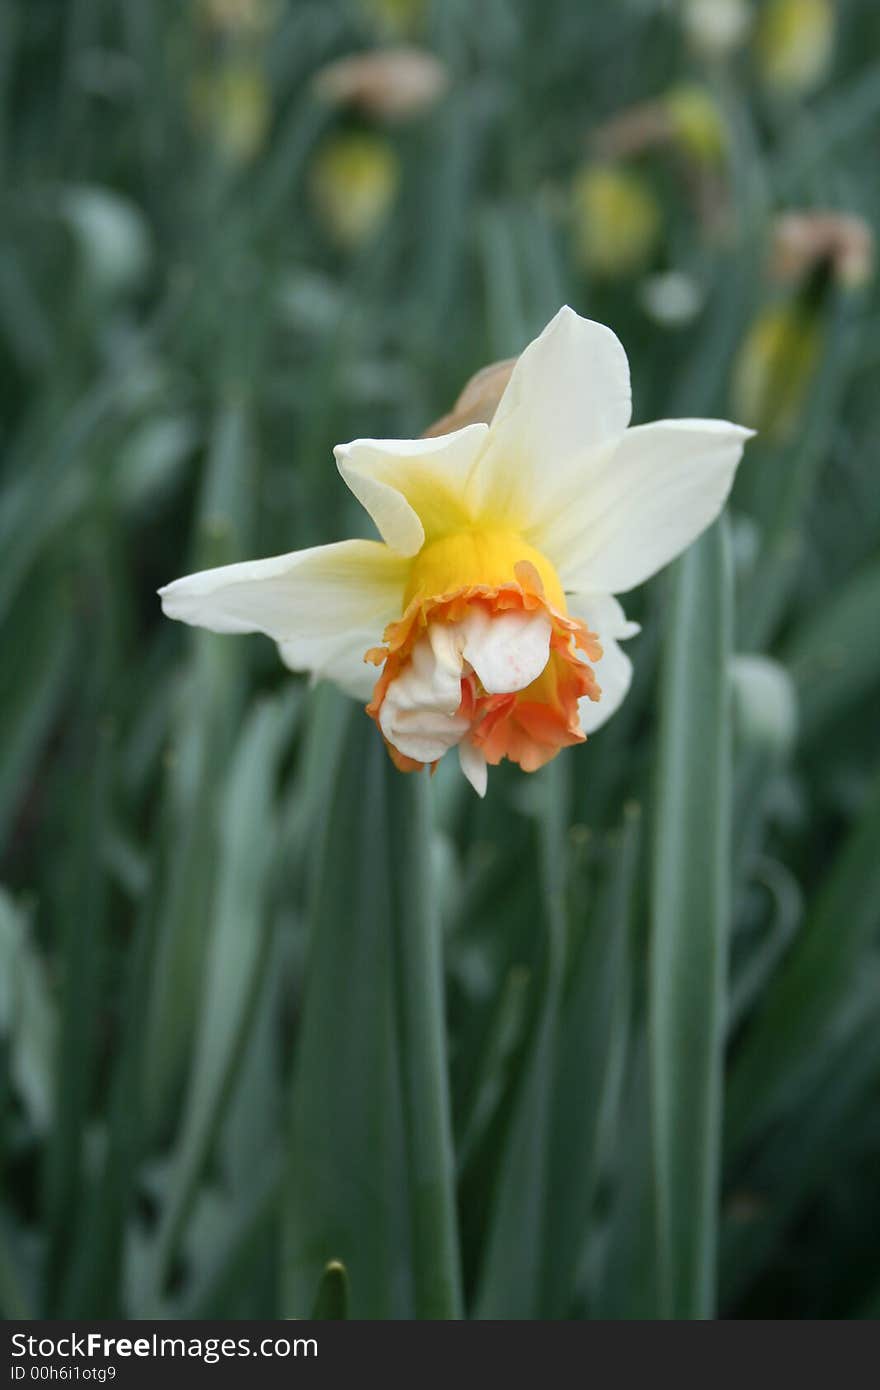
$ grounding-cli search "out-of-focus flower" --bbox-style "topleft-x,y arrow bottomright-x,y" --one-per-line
197,0 -> 276,36
732,302 -> 821,440
309,133 -> 400,247
771,211 -> 875,290
161,307 -> 751,796
591,105 -> 669,160
638,270 -> 704,326
312,47 -> 449,123
591,85 -> 728,170
664,83 -> 728,167
572,165 -> 662,278
190,62 -> 271,163
359,0 -> 426,38
755,0 -> 835,96
682,0 -> 753,59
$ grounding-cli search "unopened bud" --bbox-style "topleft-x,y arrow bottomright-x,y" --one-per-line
423,359 -> 517,437
190,63 -> 271,163
310,133 -> 400,247
197,0 -> 276,37
755,0 -> 835,96
664,84 -> 728,167
358,0 -> 427,39
571,164 -> 662,279
731,301 -> 821,440
312,47 -> 449,122
771,211 -> 874,291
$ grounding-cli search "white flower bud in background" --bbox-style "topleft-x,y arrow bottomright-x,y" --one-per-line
681,0 -> 754,60
731,654 -> 799,759
59,186 -> 151,297
638,270 -> 704,327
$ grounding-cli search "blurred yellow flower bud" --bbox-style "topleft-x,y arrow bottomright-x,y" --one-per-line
664,84 -> 728,167
312,47 -> 449,123
197,0 -> 276,37
755,0 -> 835,95
190,62 -> 271,163
359,0 -> 426,38
732,302 -> 821,440
771,211 -> 875,291
310,133 -> 400,248
681,0 -> 753,59
571,164 -> 662,279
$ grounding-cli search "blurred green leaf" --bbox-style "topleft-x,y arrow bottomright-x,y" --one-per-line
456,964 -> 531,1177
543,804 -> 639,1317
727,765 -> 880,1155
0,586 -> 75,854
722,965 -> 880,1310
784,559 -> 880,742
0,1212 -> 33,1319
142,401 -> 254,1129
0,888 -> 56,1135
148,694 -> 294,1300
42,718 -> 113,1313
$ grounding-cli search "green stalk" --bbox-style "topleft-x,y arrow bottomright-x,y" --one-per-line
649,519 -> 733,1319
388,772 -> 463,1319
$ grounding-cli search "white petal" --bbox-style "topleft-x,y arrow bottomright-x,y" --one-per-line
578,636 -> 634,733
460,606 -> 551,695
159,539 -> 407,700
569,592 -> 637,732
467,305 -> 632,525
335,424 -> 488,556
570,591 -> 641,641
379,628 -> 470,763
458,739 -> 488,798
547,418 -> 753,595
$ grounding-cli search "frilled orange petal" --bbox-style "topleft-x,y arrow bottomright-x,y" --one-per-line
365,561 -> 602,775
470,636 -> 599,772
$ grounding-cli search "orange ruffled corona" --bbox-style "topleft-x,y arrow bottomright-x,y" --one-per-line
365,560 -> 602,775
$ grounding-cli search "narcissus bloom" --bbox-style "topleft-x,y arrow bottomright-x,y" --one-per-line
160,308 -> 751,795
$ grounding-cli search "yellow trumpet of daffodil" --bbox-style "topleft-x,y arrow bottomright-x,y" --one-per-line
160,308 -> 752,795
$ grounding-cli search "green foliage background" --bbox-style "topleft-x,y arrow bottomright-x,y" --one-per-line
2,0 -> 879,1320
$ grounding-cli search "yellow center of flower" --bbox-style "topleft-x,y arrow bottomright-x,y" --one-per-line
403,528 -> 567,612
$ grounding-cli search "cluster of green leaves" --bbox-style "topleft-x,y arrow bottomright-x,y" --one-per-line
2,0 -> 879,1320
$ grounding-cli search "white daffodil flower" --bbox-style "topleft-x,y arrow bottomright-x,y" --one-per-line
160,306 -> 752,796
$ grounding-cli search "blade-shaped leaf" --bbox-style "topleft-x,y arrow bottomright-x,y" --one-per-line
650,519 -> 733,1319
283,711 -> 461,1319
